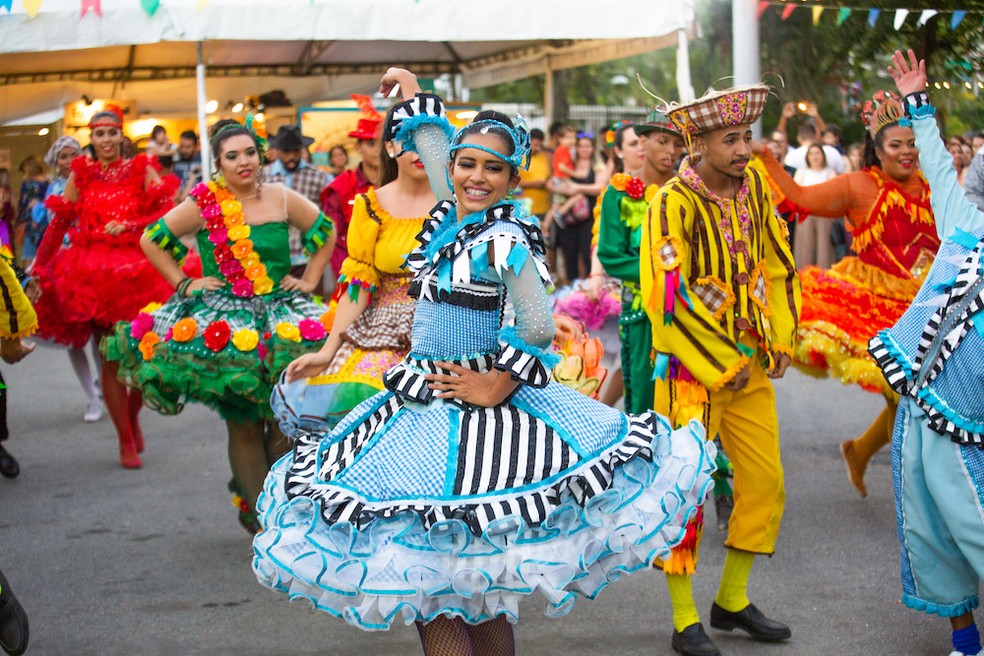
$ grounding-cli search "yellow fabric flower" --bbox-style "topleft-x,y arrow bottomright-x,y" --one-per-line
227,224 -> 250,241
231,328 -> 259,352
220,199 -> 243,216
242,252 -> 261,269
139,302 -> 163,314
275,322 -> 301,342
138,331 -> 160,360
611,173 -> 631,192
171,317 -> 198,342
253,276 -> 274,295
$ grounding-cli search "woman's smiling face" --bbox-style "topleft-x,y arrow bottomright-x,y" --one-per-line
450,132 -> 519,215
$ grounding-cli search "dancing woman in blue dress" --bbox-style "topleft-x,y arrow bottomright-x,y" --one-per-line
252,68 -> 716,655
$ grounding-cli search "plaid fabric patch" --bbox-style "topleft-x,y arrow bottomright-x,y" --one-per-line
671,86 -> 769,135
691,276 -> 733,319
652,235 -> 684,271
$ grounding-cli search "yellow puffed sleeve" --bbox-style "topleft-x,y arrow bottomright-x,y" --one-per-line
337,193 -> 382,299
0,258 -> 37,339
641,187 -> 748,391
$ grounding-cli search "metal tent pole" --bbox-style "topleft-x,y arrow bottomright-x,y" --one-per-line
196,41 -> 211,180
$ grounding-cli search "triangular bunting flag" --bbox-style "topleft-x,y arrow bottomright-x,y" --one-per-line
836,8 -> 851,26
952,11 -> 967,30
80,0 -> 99,16
917,10 -> 938,27
780,4 -> 795,21
140,0 -> 158,14
893,9 -> 908,30
812,6 -> 824,25
867,9 -> 880,28
756,1 -> 768,19
22,0 -> 41,17
0,0 -> 11,12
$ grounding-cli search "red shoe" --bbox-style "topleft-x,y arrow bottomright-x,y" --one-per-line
118,434 -> 142,469
132,427 -> 145,455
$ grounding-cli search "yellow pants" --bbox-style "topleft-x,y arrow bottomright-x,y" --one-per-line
656,356 -> 785,557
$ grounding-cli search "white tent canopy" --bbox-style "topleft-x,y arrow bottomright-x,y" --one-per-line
0,0 -> 697,123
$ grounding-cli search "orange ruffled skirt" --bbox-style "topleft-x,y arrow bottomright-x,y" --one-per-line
793,256 -> 919,395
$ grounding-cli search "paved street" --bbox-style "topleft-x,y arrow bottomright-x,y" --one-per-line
1,345 -> 950,655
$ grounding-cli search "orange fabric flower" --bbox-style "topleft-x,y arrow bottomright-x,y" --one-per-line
320,308 -> 335,333
171,317 -> 198,342
212,186 -> 233,202
245,263 -> 268,281
138,331 -> 160,361
231,240 -> 254,259
224,212 -> 246,228
611,173 -> 631,192
242,252 -> 261,269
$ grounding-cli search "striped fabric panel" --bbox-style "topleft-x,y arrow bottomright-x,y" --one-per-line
494,344 -> 551,387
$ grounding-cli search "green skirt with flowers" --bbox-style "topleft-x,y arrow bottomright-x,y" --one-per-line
103,288 -> 328,422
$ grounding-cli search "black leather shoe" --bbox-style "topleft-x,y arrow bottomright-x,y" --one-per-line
0,446 -> 18,480
710,602 -> 791,642
0,569 -> 29,656
672,623 -> 721,656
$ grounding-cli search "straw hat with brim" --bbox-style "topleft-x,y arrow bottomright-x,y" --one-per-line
667,85 -> 769,138
634,107 -> 682,137
349,118 -> 382,141
270,125 -> 314,151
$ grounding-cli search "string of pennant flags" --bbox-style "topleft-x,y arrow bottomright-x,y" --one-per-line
759,3 -> 979,30
0,0 -> 309,19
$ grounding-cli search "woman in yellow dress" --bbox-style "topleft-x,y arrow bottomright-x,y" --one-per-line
273,105 -> 437,429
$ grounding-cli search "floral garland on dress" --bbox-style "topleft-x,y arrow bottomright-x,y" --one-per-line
190,179 -> 276,298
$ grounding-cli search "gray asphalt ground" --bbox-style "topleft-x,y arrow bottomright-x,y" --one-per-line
1,345 -> 953,655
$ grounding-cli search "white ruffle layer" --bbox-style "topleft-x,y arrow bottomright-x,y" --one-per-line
252,420 -> 715,630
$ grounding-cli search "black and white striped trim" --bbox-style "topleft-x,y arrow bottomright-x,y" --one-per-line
867,333 -> 912,395
285,405 -> 661,538
383,354 -> 498,407
869,242 -> 984,446
408,276 -> 504,310
387,93 -> 447,142
494,344 -> 551,388
404,200 -> 453,275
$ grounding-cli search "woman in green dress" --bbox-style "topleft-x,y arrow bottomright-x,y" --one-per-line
104,118 -> 336,532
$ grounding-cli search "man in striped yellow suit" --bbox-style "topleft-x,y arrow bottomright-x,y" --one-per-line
641,85 -> 801,656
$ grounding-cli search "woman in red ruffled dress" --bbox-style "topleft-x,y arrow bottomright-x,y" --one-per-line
33,109 -> 178,469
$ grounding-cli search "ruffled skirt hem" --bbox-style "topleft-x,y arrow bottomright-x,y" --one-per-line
252,413 -> 715,629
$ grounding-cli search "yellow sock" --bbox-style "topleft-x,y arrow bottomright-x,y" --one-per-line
666,573 -> 700,632
714,549 -> 755,612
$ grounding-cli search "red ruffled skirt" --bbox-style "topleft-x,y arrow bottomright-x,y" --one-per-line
35,235 -> 176,347
793,256 -> 920,395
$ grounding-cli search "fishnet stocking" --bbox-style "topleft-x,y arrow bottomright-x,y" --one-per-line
468,616 -> 515,656
415,616 -> 516,656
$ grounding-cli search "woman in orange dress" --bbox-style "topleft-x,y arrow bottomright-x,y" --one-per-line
756,91 -> 939,497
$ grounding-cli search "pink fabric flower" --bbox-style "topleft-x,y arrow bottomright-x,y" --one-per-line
191,182 -> 209,198
298,318 -> 327,341
219,259 -> 242,276
256,341 -> 268,360
232,278 -> 254,298
201,204 -> 222,219
130,312 -> 155,340
164,328 -> 174,341
208,228 -> 229,245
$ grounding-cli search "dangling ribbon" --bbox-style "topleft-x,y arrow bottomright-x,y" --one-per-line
80,0 -> 100,17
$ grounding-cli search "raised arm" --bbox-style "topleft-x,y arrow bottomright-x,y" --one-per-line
756,148 -> 854,218
889,48 -> 983,239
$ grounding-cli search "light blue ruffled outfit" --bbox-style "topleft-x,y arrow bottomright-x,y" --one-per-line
868,94 -> 984,618
252,94 -> 715,630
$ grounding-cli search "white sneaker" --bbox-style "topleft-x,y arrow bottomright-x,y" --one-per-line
83,400 -> 104,422
948,650 -> 984,656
